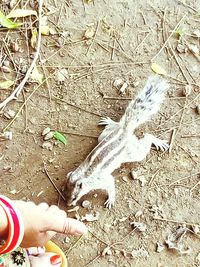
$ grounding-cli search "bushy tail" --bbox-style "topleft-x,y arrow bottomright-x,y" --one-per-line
120,75 -> 169,132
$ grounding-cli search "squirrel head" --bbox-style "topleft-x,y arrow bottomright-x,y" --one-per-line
64,168 -> 89,206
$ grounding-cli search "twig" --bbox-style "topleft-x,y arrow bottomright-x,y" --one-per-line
43,163 -> 66,201
148,169 -> 161,186
62,131 -> 98,139
153,216 -> 200,228
181,134 -> 200,138
168,129 -> 176,153
190,177 -> 200,192
0,0 -> 43,110
111,38 -> 116,60
52,95 -> 102,117
151,14 -> 186,61
65,235 -> 84,255
86,20 -> 100,55
169,172 -> 199,187
3,72 -> 55,132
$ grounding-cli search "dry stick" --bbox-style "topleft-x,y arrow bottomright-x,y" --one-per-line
133,31 -> 151,53
168,129 -> 176,153
169,172 -> 199,187
62,131 -> 98,139
151,14 -> 186,61
111,38 -> 116,60
190,180 -> 200,192
52,95 -> 102,117
65,235 -> 84,255
43,163 -> 66,201
86,20 -> 100,56
0,0 -> 43,110
153,217 -> 200,228
181,134 -> 200,138
39,53 -> 52,102
3,72 -> 55,132
43,61 -> 148,69
148,168 -> 161,186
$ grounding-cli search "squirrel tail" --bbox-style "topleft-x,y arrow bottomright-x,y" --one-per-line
120,75 -> 169,132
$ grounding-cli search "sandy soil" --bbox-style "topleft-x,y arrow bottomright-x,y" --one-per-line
0,0 -> 200,266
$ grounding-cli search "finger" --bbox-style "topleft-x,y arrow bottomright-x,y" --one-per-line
38,203 -> 49,210
45,217 -> 87,236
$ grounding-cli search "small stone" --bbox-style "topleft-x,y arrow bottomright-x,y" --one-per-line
44,131 -> 54,140
135,210 -> 143,218
55,69 -> 68,83
193,29 -> 200,38
2,131 -> 13,140
42,142 -> 53,150
182,84 -> 192,97
10,42 -> 19,52
64,237 -> 70,243
3,60 -> 10,67
131,221 -> 147,232
132,81 -> 139,87
119,82 -> 129,95
156,242 -> 165,253
176,44 -> 187,53
0,66 -> 11,73
138,175 -> 147,187
191,225 -> 199,234
3,109 -> 16,119
102,246 -> 112,256
83,28 -> 95,39
113,78 -> 123,87
81,212 -> 100,222
82,200 -> 91,209
130,170 -> 137,179
42,127 -> 51,136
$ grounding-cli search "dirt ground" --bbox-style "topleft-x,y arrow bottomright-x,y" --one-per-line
0,0 -> 200,266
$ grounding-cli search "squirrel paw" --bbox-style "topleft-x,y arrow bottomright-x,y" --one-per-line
153,139 -> 169,152
104,198 -> 115,209
98,117 -> 115,126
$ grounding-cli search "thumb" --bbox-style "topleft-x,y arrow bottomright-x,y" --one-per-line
46,216 -> 87,236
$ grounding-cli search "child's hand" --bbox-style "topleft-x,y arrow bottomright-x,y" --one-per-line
15,201 -> 87,247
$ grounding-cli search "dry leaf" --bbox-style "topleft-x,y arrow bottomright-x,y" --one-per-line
31,28 -> 38,49
7,9 -> 37,18
151,63 -> 167,76
30,66 -> 43,84
0,80 -> 14,89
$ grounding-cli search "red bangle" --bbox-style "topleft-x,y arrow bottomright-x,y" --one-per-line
0,195 -> 24,254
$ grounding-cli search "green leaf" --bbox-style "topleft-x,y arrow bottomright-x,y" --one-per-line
53,131 -> 67,145
0,10 -> 21,29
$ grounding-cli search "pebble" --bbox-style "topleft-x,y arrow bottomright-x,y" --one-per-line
130,170 -> 137,179
44,131 -> 54,140
42,142 -> 53,150
82,200 -> 92,209
131,221 -> 147,232
10,42 -> 19,52
156,242 -> 165,253
182,84 -> 192,97
119,82 -> 129,95
3,109 -> 16,119
83,28 -> 95,39
0,131 -> 13,140
55,69 -> 69,83
176,44 -> 187,53
113,78 -> 123,88
0,66 -> 11,73
42,127 -> 51,136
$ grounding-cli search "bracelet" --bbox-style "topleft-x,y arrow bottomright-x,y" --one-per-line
0,195 -> 24,254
